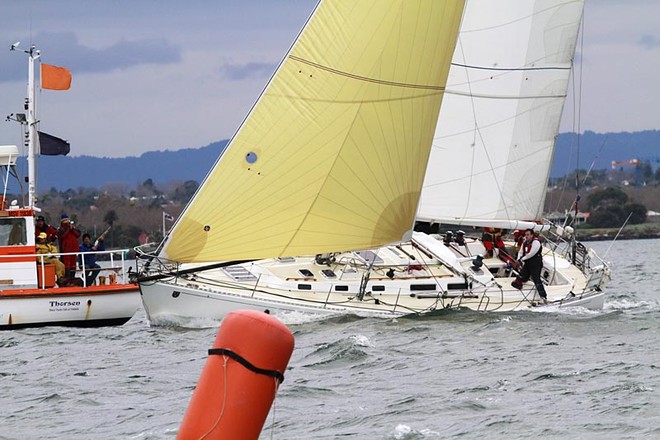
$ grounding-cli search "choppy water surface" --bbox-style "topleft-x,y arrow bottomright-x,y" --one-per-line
1,240 -> 659,439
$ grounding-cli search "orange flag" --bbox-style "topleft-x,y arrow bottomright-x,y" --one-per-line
41,63 -> 72,90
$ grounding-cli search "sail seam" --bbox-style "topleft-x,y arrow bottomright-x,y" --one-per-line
451,62 -> 571,72
288,55 -> 446,91
445,90 -> 566,100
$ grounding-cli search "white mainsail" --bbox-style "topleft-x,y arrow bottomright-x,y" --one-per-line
417,0 -> 584,226
160,1 -> 466,263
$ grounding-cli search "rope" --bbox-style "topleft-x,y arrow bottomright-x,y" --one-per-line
208,348 -> 285,384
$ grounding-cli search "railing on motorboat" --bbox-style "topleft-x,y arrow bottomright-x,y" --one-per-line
0,248 -> 135,289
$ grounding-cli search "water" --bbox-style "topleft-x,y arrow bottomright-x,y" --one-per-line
1,240 -> 659,439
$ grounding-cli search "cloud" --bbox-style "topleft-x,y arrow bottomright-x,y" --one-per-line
0,31 -> 181,83
219,61 -> 277,81
638,34 -> 660,49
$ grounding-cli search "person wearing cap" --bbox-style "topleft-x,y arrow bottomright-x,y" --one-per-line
35,232 -> 66,281
56,213 -> 81,279
35,215 -> 58,244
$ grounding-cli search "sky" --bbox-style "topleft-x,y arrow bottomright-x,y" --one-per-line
1,0 -> 659,158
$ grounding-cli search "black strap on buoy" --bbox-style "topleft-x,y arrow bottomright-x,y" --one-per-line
209,348 -> 285,383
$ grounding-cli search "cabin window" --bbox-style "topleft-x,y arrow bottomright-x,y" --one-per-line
410,284 -> 436,291
372,285 -> 385,292
334,285 -> 349,292
321,269 -> 336,279
298,284 -> 312,290
447,282 -> 468,290
0,218 -> 27,246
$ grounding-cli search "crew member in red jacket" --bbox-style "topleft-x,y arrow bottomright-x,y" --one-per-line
481,227 -> 505,258
57,214 -> 81,279
34,215 -> 58,244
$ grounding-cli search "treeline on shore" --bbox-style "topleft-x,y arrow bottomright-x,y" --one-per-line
16,172 -> 660,251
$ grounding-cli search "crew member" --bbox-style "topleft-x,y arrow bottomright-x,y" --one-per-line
511,228 -> 548,303
79,233 -> 105,286
57,214 -> 81,279
482,227 -> 505,258
35,232 -> 66,281
35,215 -> 58,244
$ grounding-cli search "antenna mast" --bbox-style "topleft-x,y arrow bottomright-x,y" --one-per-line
10,42 -> 40,208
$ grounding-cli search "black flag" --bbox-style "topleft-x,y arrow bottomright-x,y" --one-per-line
38,131 -> 70,156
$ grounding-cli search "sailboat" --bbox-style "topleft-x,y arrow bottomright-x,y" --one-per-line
137,0 -> 610,324
0,44 -> 140,330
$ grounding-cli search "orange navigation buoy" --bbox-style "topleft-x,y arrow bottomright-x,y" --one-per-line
177,310 -> 295,440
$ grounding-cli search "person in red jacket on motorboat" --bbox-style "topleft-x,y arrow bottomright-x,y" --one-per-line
57,213 -> 81,280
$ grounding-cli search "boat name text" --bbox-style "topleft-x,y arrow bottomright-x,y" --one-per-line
49,300 -> 81,307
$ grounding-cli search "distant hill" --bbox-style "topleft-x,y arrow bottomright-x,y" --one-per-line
11,140 -> 228,193
7,130 -> 660,191
552,130 -> 660,178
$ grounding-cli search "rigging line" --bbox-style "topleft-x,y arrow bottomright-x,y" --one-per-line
450,62 -> 571,72
425,144 -> 554,187
552,136 -> 574,214
475,125 -> 513,223
575,8 -> 585,215
602,212 -> 633,260
580,137 -> 608,187
460,0 -> 583,34
267,376 -> 280,440
434,98 -> 562,144
445,90 -> 565,100
553,10 -> 585,214
288,55 -> 446,91
451,35 -> 476,222
136,260 -> 253,283
411,244 -> 448,307
156,1 -> 320,258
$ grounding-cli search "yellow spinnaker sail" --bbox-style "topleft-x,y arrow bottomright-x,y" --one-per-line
163,0 -> 465,262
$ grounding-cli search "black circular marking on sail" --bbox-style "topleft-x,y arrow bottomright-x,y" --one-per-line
209,348 -> 285,383
245,152 -> 258,164
203,225 -> 210,232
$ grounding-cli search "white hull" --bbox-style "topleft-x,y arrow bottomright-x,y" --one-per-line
0,286 -> 141,329
140,279 -> 605,324
139,234 -> 609,324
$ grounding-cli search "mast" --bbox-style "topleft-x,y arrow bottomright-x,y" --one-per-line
26,45 -> 40,209
10,42 -> 40,209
